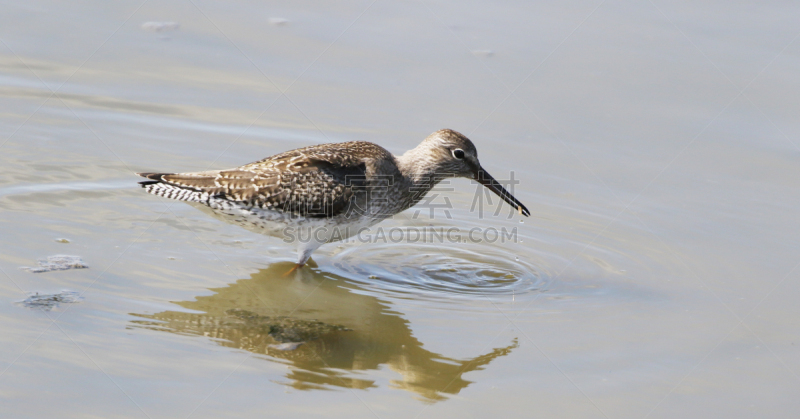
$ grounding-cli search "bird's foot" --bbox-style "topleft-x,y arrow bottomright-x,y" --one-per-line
283,263 -> 304,277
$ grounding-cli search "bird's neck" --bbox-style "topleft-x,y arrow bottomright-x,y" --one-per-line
393,146 -> 446,210
396,146 -> 441,188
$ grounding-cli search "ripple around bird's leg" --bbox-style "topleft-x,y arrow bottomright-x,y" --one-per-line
327,243 -> 551,301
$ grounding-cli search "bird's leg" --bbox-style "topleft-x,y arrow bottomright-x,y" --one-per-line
283,263 -> 304,276
282,241 -> 319,276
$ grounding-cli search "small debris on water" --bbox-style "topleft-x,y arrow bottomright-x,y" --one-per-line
22,255 -> 88,273
268,342 -> 304,351
18,290 -> 81,311
268,17 -> 289,26
55,238 -> 70,243
368,275 -> 379,279
141,21 -> 180,32
471,49 -> 494,57
167,257 -> 176,260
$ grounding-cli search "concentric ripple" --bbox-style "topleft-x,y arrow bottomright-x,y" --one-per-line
327,243 -> 549,300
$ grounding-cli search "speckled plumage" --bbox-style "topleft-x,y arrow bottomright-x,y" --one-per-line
137,129 -> 530,266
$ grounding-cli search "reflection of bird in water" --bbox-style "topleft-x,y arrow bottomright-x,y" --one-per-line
137,129 -> 529,270
130,263 -> 519,401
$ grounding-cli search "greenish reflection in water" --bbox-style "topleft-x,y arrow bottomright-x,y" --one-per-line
131,263 -> 517,402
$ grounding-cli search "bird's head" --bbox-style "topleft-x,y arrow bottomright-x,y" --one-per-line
417,129 -> 530,217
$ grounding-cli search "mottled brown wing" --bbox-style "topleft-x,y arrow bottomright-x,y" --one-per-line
139,145 -> 369,218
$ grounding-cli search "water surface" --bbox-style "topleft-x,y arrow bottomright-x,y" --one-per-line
1,1 -> 799,418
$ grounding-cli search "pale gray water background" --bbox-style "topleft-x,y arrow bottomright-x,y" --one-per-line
1,1 -> 799,418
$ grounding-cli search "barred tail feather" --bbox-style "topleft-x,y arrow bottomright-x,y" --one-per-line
136,172 -> 210,203
144,183 -> 212,202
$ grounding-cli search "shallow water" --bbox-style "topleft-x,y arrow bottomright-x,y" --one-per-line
2,1 -> 800,418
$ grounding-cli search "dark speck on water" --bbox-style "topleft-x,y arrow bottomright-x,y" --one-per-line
18,291 -> 81,311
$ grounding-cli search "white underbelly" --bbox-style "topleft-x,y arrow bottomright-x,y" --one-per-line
192,201 -> 383,244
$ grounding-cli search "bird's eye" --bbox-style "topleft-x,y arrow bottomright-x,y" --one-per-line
452,149 -> 465,159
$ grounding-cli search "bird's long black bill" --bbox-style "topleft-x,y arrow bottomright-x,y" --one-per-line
476,169 -> 530,217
